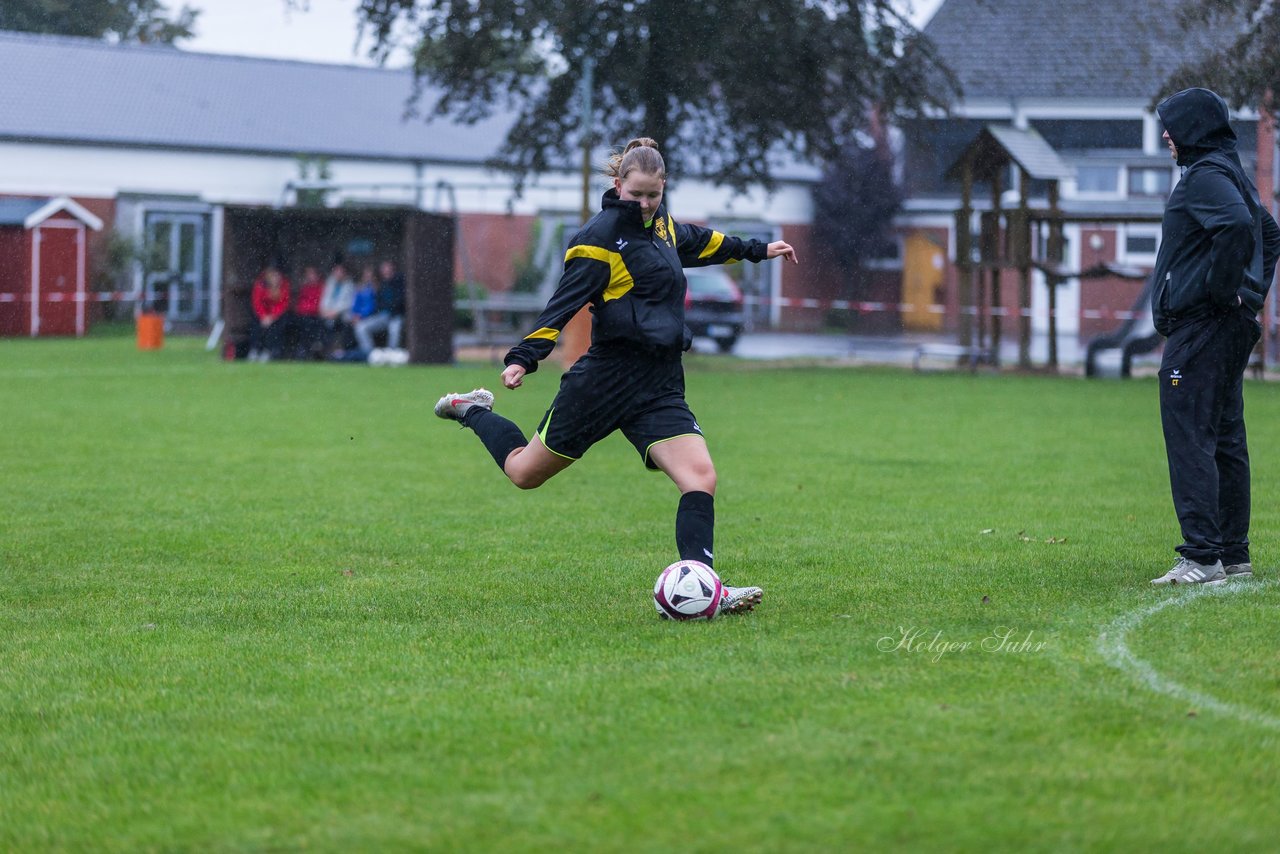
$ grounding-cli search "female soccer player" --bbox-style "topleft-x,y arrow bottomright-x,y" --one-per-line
434,137 -> 798,614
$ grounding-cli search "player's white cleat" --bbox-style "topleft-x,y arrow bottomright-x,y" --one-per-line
434,388 -> 494,421
719,584 -> 763,615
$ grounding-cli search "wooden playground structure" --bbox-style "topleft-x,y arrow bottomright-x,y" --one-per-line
946,125 -> 1163,372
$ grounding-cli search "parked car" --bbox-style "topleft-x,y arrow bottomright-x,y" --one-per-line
683,267 -> 745,353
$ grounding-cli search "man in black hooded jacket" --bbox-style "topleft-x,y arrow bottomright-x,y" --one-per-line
1150,87 -> 1280,586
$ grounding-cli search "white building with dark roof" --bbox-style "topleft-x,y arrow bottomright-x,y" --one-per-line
0,29 -> 815,335
902,0 -> 1271,347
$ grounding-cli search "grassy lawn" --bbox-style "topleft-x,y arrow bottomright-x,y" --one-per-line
2,333 -> 1278,851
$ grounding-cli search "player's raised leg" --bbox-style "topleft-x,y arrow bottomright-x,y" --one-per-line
435,388 -> 573,488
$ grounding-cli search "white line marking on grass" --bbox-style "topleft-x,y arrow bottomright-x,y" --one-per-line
1097,579 -> 1280,730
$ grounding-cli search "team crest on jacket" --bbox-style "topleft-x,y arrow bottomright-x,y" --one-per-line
654,216 -> 669,243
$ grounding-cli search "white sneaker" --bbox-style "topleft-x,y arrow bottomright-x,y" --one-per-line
434,388 -> 494,421
719,584 -> 763,614
1151,557 -> 1226,586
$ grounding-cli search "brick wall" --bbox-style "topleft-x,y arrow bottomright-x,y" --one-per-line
454,213 -> 537,294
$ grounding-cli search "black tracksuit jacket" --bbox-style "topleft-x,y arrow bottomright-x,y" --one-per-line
1151,87 -> 1280,336
504,189 -> 769,373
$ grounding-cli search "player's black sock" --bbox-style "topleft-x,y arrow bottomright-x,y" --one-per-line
676,490 -> 715,568
461,407 -> 526,470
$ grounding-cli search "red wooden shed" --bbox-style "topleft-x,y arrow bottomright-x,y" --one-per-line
0,196 -> 104,337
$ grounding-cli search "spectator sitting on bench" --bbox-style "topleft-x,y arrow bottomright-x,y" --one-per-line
331,265 -> 379,361
249,266 -> 291,362
355,259 -> 406,352
319,263 -> 356,353
292,265 -> 325,359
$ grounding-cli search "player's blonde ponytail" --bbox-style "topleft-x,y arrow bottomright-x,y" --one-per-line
604,137 -> 666,180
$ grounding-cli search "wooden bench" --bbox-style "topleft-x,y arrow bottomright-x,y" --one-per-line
456,293 -> 547,359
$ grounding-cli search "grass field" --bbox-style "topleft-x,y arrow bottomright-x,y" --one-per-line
3,332 -> 1279,851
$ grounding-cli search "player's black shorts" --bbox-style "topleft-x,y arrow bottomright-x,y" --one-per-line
534,343 -> 702,469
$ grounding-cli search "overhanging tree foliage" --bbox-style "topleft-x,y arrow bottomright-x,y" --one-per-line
0,0 -> 200,44
355,0 -> 958,189
1162,1 -> 1278,108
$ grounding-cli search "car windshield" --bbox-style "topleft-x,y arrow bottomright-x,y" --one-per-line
684,269 -> 738,299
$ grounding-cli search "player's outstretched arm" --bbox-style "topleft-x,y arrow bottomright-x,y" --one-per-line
674,221 -> 799,267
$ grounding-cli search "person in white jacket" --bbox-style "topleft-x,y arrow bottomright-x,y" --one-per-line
318,263 -> 356,352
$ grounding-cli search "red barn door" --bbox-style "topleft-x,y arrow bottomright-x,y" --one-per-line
34,221 -> 85,336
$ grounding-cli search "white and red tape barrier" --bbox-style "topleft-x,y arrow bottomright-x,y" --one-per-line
0,290 -> 1145,322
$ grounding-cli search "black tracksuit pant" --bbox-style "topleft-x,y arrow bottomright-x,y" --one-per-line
1158,306 -> 1262,566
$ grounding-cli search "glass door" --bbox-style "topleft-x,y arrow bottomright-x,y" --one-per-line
144,212 -> 208,323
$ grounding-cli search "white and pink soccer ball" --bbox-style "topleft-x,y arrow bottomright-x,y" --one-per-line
653,560 -> 722,621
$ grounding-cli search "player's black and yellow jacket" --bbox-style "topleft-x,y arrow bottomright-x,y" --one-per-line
503,188 -> 770,372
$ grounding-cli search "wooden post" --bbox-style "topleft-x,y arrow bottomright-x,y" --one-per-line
989,168 -> 1003,365
1018,167 -> 1032,369
976,215 -> 988,361
958,163 -> 974,348
1046,181 -> 1064,372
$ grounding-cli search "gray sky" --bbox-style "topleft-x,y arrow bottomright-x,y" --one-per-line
186,0 -> 946,66
187,0 -> 378,65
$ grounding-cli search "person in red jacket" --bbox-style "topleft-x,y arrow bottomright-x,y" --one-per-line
249,266 -> 291,362
291,265 -> 325,359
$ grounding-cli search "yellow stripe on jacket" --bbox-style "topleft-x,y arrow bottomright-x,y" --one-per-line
697,231 -> 725,260
564,245 -> 635,301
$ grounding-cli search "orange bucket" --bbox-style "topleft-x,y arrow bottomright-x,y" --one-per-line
136,312 -> 164,350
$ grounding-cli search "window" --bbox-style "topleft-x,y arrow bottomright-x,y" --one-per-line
1076,165 -> 1121,194
1125,235 -> 1158,255
1032,119 -> 1144,151
864,235 -> 903,270
1128,167 -> 1172,197
1120,227 -> 1160,264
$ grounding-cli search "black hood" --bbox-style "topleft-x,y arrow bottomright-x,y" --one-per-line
1157,87 -> 1237,167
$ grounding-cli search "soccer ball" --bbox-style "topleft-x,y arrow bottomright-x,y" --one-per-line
653,560 -> 723,621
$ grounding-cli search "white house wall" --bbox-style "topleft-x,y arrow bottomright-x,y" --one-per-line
1,140 -> 810,332
0,140 -> 813,226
